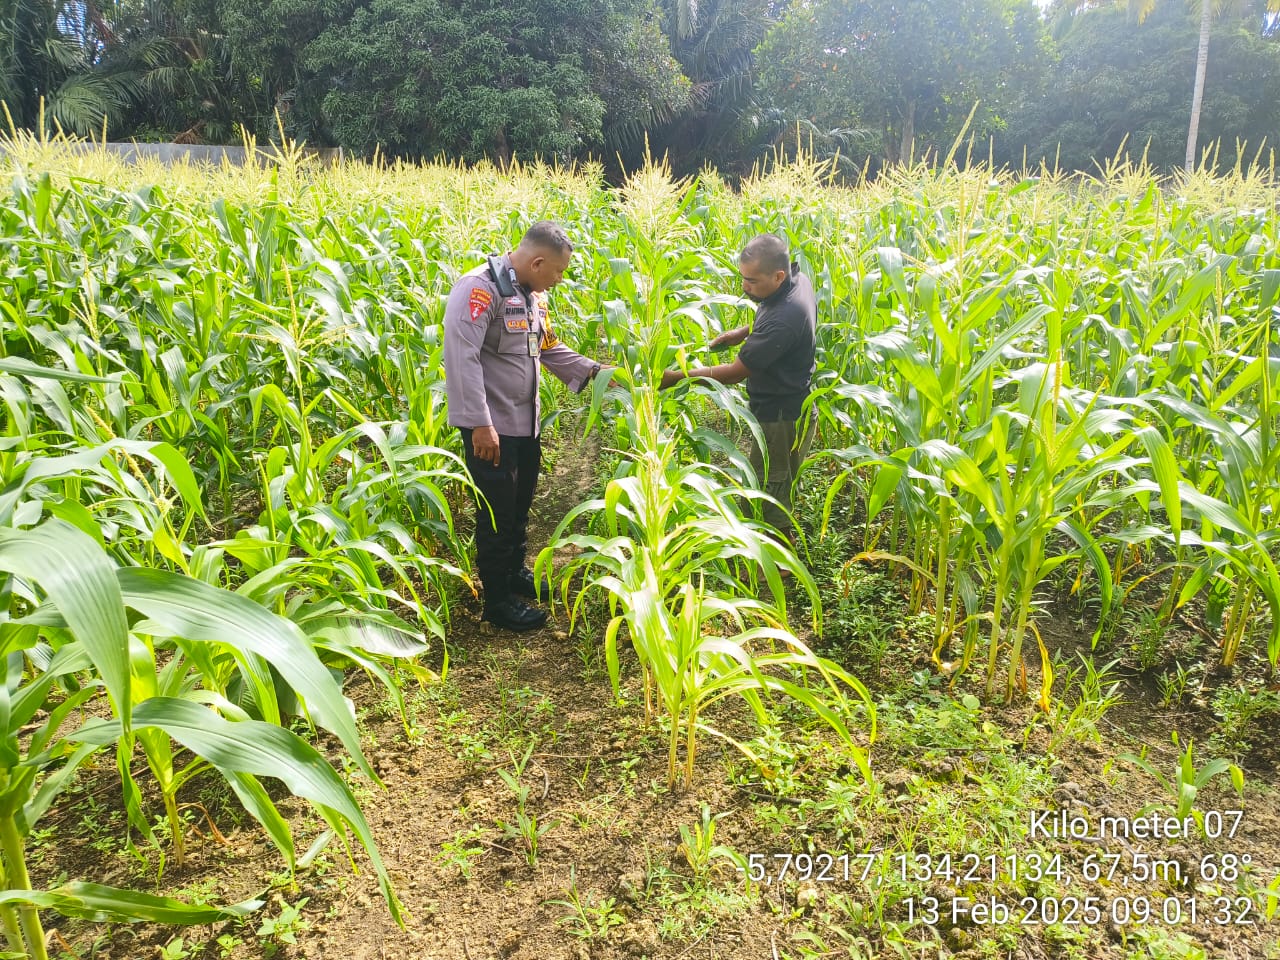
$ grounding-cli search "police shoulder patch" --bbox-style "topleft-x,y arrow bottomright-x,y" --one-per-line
468,287 -> 493,322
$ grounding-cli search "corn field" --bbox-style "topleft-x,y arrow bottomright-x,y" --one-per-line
0,132 -> 1277,951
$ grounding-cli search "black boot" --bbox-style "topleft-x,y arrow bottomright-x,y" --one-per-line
509,566 -> 552,601
483,595 -> 548,632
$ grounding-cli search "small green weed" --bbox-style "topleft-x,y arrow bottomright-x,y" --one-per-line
1158,661 -> 1193,708
1121,733 -> 1244,830
436,826 -> 489,880
677,805 -> 743,886
157,938 -> 194,960
256,897 -> 310,957
547,868 -> 627,940
1126,607 -> 1169,670
495,744 -> 557,867
1046,655 -> 1122,750
1209,686 -> 1280,759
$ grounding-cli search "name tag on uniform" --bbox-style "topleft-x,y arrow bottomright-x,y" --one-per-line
503,295 -> 529,334
527,333 -> 540,357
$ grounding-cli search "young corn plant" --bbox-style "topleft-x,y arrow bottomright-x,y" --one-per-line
0,519 -> 403,960
1152,376 -> 1280,669
817,359 -> 1144,702
5,139 -> 1279,811
540,391 -> 873,790
1121,734 -> 1245,833
790,169 -> 1280,696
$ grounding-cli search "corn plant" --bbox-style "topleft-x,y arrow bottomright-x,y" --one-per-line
0,519 -> 402,958
540,391 -> 873,790
2,135 -> 1278,797
1121,734 -> 1245,832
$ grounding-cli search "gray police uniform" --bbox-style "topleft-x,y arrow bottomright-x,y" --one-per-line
445,254 -> 598,435
443,254 -> 599,606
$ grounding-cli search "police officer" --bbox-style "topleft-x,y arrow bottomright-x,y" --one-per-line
443,221 -> 608,631
659,234 -> 817,544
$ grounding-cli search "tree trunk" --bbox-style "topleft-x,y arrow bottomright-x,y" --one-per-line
1184,0 -> 1213,173
676,0 -> 699,39
899,99 -> 916,166
495,128 -> 511,170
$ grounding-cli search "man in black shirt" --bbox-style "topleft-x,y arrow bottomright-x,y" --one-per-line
660,234 -> 817,541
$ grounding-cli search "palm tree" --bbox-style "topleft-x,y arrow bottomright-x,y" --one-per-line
675,0 -> 699,38
95,0 -> 263,143
642,0 -> 783,173
1,0 -> 140,135
1054,0 -> 1280,172
1132,0 -> 1280,171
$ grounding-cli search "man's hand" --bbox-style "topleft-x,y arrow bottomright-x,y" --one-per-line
472,425 -> 501,465
709,326 -> 749,352
659,369 -> 683,390
708,332 -> 734,352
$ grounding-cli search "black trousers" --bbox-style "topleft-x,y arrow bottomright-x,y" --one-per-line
459,428 -> 542,603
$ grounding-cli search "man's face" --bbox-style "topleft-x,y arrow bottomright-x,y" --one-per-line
528,249 -> 571,292
739,260 -> 785,303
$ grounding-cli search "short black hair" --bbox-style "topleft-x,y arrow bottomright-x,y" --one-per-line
739,234 -> 789,275
521,220 -> 573,256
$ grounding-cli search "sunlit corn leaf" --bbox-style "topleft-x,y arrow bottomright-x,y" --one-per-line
0,883 -> 262,924
71,696 -> 400,922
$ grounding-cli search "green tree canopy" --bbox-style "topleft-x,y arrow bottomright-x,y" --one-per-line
214,0 -> 354,143
756,0 -> 1046,167
7,0 -> 1279,175
1,0 -> 140,135
220,0 -> 689,161
638,0 -> 784,174
1000,0 -> 1280,170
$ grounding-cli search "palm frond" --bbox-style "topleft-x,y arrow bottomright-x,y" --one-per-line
46,70 -> 138,134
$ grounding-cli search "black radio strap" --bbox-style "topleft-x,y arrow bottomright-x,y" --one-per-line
486,256 -> 518,298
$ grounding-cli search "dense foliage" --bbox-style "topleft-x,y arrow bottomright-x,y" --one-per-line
758,0 -> 1046,168
2,0 -> 1278,173
267,0 -> 690,161
1000,0 -> 1280,171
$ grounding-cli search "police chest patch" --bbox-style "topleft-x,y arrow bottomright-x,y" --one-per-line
503,297 -> 529,333
468,288 -> 493,321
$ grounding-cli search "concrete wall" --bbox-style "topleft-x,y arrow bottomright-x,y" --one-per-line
57,142 -> 344,166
